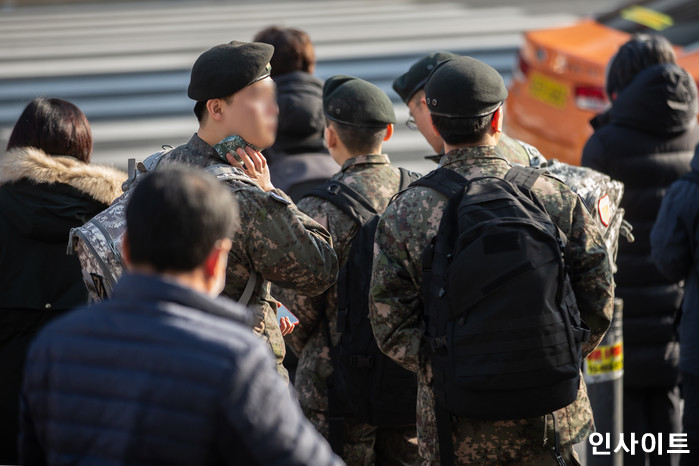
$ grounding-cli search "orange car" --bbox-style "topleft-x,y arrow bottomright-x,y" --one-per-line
505,0 -> 699,165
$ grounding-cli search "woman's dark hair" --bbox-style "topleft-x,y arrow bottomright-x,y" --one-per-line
7,98 -> 93,163
606,34 -> 676,99
253,26 -> 316,77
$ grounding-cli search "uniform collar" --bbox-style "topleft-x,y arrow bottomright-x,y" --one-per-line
340,153 -> 390,172
189,133 -> 221,162
440,145 -> 508,169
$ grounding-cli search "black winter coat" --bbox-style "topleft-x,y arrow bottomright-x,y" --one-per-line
0,147 -> 125,463
651,150 -> 699,377
581,63 -> 699,388
265,71 -> 339,202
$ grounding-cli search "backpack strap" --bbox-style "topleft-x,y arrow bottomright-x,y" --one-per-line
503,165 -> 542,190
304,180 -> 378,456
409,167 -> 468,198
397,167 -> 420,190
304,180 -> 377,225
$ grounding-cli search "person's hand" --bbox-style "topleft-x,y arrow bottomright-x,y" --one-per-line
279,316 -> 295,336
226,145 -> 275,192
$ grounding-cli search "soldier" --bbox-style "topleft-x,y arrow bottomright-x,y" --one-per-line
161,41 -> 339,380
370,57 -> 614,464
393,51 -> 540,166
275,76 -> 419,465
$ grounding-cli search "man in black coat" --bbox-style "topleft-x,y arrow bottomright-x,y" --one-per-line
20,166 -> 343,466
582,34 -> 699,466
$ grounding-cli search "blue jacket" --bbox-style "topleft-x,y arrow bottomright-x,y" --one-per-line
651,150 -> 699,377
20,273 -> 343,466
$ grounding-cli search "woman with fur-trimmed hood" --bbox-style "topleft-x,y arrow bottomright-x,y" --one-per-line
0,98 -> 126,464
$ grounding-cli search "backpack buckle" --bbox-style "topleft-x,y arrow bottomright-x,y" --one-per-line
428,336 -> 448,354
349,355 -> 374,369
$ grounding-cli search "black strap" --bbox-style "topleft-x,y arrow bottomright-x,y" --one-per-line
436,402 -> 455,466
548,413 -> 567,466
305,180 -> 377,225
409,167 -> 468,198
322,311 -> 345,455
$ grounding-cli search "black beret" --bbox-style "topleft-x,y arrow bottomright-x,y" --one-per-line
392,51 -> 459,104
188,41 -> 274,101
323,75 -> 395,127
424,56 -> 508,118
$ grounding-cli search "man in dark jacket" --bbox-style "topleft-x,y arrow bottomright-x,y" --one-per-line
651,146 -> 699,466
20,166 -> 343,466
582,34 -> 699,466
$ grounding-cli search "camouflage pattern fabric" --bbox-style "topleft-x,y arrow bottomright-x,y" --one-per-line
162,133 -> 338,381
424,133 -> 536,166
369,146 -> 614,464
274,154 -> 419,464
304,407 -> 419,466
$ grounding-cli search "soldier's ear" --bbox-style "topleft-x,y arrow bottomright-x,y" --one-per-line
383,124 -> 394,142
121,232 -> 132,270
206,98 -> 225,122
491,107 -> 503,134
324,124 -> 338,149
430,121 -> 441,139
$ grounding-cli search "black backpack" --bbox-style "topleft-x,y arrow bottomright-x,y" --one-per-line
305,167 -> 419,451
412,165 -> 589,465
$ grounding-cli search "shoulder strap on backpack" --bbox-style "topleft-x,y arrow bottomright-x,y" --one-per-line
305,180 -> 377,225
409,167 -> 468,198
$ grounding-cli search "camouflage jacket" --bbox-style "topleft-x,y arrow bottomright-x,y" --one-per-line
275,154 -> 405,412
369,145 -> 614,463
162,134 -> 338,381
425,133 -> 537,166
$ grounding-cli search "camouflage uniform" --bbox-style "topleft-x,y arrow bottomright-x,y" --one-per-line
369,146 -> 614,465
163,133 -> 338,381
425,133 -> 536,167
275,154 -> 419,465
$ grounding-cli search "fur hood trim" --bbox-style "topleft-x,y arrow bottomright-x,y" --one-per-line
0,147 -> 126,205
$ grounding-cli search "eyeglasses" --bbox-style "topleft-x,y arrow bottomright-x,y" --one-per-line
405,116 -> 417,131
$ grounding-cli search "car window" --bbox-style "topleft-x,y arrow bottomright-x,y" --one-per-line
596,0 -> 699,47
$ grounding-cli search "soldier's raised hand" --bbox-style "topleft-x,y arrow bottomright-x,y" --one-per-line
226,146 -> 275,192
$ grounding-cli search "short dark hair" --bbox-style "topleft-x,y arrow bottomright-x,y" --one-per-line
326,118 -> 386,155
193,94 -> 234,122
253,26 -> 315,77
125,166 -> 239,272
431,112 -> 494,146
606,34 -> 676,98
7,97 -> 92,163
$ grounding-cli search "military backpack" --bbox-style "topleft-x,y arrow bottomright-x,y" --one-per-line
68,148 -> 257,305
412,165 -> 590,466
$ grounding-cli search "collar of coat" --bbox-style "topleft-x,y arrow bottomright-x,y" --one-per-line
0,146 -> 127,205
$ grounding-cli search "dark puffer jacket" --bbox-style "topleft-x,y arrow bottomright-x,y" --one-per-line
20,273 -> 343,466
582,63 -> 699,388
651,150 -> 699,377
0,147 -> 125,463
